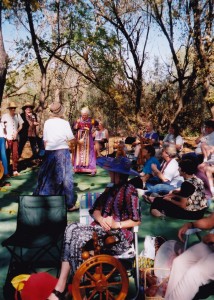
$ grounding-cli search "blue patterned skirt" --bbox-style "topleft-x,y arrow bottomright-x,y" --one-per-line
33,149 -> 74,208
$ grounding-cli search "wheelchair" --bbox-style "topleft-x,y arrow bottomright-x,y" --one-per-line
72,228 -> 140,300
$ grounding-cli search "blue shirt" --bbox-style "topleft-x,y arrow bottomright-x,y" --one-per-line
144,131 -> 159,142
142,156 -> 161,174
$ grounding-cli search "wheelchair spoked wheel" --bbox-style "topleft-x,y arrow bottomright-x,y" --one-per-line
72,254 -> 129,300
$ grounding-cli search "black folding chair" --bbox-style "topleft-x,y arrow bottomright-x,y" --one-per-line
2,195 -> 67,298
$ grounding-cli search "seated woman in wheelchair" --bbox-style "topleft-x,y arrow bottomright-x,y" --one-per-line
165,212 -> 214,300
47,156 -> 141,300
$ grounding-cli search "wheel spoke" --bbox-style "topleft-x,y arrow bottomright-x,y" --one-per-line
106,289 -> 115,300
79,283 -> 95,289
105,266 -> 117,280
99,291 -> 103,300
98,262 -> 103,279
107,280 -> 122,287
87,288 -> 98,300
85,270 -> 96,282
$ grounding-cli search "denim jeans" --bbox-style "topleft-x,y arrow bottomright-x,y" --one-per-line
146,182 -> 175,194
0,137 -> 8,175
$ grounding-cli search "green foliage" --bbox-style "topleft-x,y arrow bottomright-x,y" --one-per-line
1,0 -> 213,136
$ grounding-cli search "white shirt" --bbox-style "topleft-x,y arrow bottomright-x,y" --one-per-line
204,131 -> 214,146
1,113 -> 24,140
43,118 -> 74,150
94,129 -> 108,141
163,134 -> 184,149
162,158 -> 184,187
0,122 -> 6,138
195,131 -> 214,154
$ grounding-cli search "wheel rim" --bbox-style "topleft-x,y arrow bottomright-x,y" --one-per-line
72,254 -> 129,300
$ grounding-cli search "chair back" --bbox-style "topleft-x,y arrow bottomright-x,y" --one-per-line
80,192 -> 101,225
125,137 -> 136,145
16,195 -> 67,237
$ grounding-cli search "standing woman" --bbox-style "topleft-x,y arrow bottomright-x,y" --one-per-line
73,107 -> 97,175
33,102 -> 77,211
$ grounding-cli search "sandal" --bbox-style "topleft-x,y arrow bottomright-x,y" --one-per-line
47,289 -> 66,300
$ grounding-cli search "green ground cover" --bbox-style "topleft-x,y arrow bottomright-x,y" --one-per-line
0,164 -> 213,299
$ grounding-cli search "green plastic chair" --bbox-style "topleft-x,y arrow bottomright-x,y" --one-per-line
2,195 -> 67,298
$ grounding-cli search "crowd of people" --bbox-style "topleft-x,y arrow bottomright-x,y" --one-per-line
2,100 -> 214,300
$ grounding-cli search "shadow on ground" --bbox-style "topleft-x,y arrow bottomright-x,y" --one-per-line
1,159 -> 214,299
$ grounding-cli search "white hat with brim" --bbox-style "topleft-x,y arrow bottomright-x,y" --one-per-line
96,156 -> 139,176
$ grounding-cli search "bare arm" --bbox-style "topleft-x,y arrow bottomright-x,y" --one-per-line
163,194 -> 187,208
92,210 -> 140,231
178,213 -> 214,242
151,164 -> 168,182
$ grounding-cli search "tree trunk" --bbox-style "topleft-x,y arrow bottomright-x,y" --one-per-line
24,0 -> 47,111
0,3 -> 8,105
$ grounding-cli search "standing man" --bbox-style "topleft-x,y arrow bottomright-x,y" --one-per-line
1,102 -> 24,176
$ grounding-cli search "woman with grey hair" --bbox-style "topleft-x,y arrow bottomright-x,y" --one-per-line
73,106 -> 97,175
144,144 -> 183,197
150,159 -> 207,219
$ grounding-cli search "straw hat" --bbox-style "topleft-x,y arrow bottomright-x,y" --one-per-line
96,156 -> 139,176
7,102 -> 17,109
22,102 -> 35,110
49,102 -> 65,117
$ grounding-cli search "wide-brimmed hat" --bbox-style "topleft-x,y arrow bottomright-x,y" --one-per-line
7,102 -> 17,109
22,102 -> 35,110
96,156 -> 139,176
49,102 -> 65,117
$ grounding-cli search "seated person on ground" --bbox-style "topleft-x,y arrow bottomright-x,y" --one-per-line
108,139 -> 127,158
165,213 -> 214,300
144,144 -> 183,196
158,123 -> 184,158
198,160 -> 214,196
150,159 -> 207,220
129,145 -> 160,190
46,156 -> 141,300
132,121 -> 159,163
183,119 -> 214,164
181,153 -> 212,201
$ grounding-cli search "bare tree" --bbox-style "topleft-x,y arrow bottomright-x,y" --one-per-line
0,1 -> 9,106
147,0 -> 213,123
